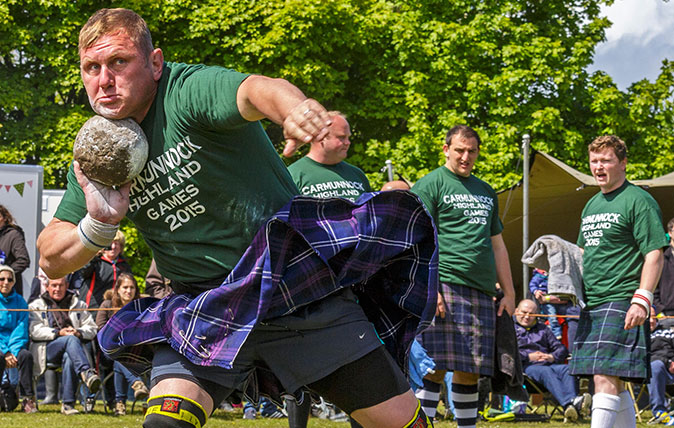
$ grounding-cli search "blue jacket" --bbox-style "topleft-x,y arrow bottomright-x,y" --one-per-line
0,290 -> 30,356
514,321 -> 568,368
528,269 -> 549,294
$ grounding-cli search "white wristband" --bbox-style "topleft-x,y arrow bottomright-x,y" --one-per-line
77,213 -> 119,251
630,289 -> 654,316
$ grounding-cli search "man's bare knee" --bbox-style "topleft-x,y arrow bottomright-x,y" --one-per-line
351,389 -> 421,428
424,369 -> 446,384
150,378 -> 214,415
593,374 -> 623,395
452,371 -> 479,385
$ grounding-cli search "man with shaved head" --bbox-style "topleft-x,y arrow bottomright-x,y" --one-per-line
515,299 -> 590,421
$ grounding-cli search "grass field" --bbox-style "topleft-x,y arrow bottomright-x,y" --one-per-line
0,402 -> 659,428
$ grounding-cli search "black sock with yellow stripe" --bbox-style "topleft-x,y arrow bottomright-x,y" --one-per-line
402,401 -> 434,428
144,395 -> 207,428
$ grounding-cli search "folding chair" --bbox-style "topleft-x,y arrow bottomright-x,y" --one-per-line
523,374 -> 564,418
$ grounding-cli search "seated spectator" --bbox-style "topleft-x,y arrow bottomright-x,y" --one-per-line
0,265 -> 37,413
77,230 -> 132,313
28,276 -> 100,415
96,272 -> 149,415
0,205 -> 30,296
514,299 -> 590,422
529,268 -> 580,345
648,310 -> 674,425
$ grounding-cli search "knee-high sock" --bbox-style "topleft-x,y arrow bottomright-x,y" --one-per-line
286,396 -> 311,428
415,378 -> 441,419
591,392 -> 621,428
614,390 -> 636,428
452,383 -> 478,428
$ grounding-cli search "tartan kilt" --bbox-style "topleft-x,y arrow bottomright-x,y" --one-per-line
569,300 -> 651,382
419,282 -> 495,376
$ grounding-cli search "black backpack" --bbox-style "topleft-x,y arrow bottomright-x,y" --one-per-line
0,382 -> 18,412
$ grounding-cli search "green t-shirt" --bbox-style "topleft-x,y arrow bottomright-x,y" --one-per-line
411,166 -> 503,295
56,62 -> 299,283
288,157 -> 372,202
577,180 -> 667,307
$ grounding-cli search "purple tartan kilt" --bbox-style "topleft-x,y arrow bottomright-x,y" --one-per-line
569,300 -> 650,382
419,282 -> 496,376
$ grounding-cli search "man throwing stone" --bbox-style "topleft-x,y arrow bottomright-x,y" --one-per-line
411,125 -> 516,427
37,8 -> 433,428
569,135 -> 667,428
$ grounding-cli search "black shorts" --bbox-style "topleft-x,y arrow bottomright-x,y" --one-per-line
151,289 -> 409,412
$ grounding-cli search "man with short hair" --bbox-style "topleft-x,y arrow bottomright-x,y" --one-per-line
28,276 -> 100,415
569,135 -> 667,428
289,112 -> 372,202
514,299 -> 589,422
411,125 -> 516,428
37,8 -> 436,428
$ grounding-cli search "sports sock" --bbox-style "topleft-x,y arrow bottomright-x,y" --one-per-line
452,383 -> 478,428
415,378 -> 441,419
614,390 -> 636,428
591,392 -> 621,428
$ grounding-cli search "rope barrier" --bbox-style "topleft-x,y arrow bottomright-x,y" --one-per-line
0,307 -> 122,312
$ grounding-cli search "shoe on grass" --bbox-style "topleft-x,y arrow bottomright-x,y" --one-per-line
61,402 -> 80,415
115,401 -> 127,416
21,397 -> 38,413
80,368 -> 101,394
131,380 -> 149,400
564,404 -> 578,422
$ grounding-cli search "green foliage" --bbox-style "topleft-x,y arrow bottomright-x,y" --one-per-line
2,0 -> 673,275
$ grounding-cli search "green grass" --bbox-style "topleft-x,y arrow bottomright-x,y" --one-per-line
0,402 -> 659,427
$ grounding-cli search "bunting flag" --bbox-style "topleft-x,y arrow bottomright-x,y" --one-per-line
0,179 -> 33,197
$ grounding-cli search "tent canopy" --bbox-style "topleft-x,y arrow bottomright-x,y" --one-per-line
498,150 -> 673,298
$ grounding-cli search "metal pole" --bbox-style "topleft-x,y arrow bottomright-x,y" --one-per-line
522,134 -> 531,298
385,159 -> 394,182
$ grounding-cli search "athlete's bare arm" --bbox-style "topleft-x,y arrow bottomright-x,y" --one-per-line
236,75 -> 331,157
492,233 -> 515,316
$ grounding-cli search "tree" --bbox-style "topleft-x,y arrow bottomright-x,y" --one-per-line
1,0 -> 672,278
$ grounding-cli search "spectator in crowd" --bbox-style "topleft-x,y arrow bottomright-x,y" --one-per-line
514,299 -> 590,422
569,135 -> 667,428
0,205 -> 30,296
411,125 -> 516,427
288,111 -> 372,202
0,265 -> 37,413
96,272 -> 149,416
529,268 -> 580,346
28,276 -> 101,415
647,309 -> 674,425
77,230 -> 132,312
287,112 -> 368,428
654,218 -> 674,316
144,259 -> 172,299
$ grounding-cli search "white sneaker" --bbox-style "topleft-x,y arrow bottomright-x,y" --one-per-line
243,408 -> 257,419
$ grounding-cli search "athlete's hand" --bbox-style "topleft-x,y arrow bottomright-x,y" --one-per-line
436,292 -> 446,319
624,303 -> 648,330
498,293 -> 515,317
282,99 -> 331,157
74,161 -> 130,224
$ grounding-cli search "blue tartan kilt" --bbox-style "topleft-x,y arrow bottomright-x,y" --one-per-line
419,282 -> 495,376
569,300 -> 650,382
